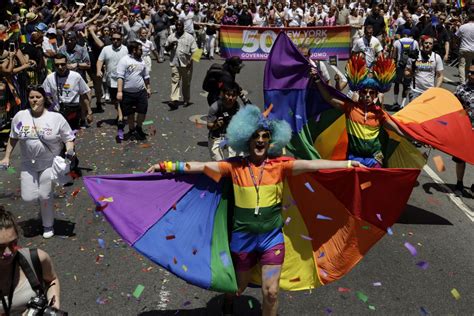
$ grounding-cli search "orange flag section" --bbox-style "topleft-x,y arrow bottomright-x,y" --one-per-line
392,88 -> 474,164
249,167 -> 420,290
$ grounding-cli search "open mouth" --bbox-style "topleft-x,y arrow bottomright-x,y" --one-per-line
255,143 -> 266,151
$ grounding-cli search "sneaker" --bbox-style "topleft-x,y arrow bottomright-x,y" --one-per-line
43,227 -> 54,239
135,126 -> 147,140
104,92 -> 111,103
124,129 -> 136,141
95,103 -> 105,113
454,183 -> 464,197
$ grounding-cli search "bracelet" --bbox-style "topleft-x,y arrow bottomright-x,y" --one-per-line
175,161 -> 179,173
180,161 -> 185,173
159,162 -> 165,172
347,160 -> 352,168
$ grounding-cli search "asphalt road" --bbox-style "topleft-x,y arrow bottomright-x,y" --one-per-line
0,55 -> 473,316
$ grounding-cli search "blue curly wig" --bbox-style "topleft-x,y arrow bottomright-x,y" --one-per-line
227,105 -> 292,156
359,78 -> 380,91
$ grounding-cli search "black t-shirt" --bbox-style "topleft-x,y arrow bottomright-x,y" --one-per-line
364,14 -> 385,37
152,13 -> 170,33
205,17 -> 218,36
208,99 -> 240,138
238,12 -> 253,26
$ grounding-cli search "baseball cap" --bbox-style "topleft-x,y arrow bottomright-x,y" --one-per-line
35,22 -> 48,32
226,56 -> 243,68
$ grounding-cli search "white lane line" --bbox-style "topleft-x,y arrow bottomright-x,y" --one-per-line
443,76 -> 455,83
157,271 -> 170,309
423,165 -> 474,221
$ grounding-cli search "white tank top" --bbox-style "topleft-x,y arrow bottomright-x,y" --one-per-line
0,271 -> 37,315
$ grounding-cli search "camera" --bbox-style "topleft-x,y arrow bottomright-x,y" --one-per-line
25,294 -> 68,316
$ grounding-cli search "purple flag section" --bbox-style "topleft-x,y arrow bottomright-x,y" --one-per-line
84,174 -> 195,245
264,32 -> 311,91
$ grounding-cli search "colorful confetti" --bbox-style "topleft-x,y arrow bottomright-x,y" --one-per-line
338,287 -> 351,292
356,291 -> 369,303
132,284 -> 145,299
416,261 -> 429,270
304,182 -> 315,192
451,288 -> 461,300
316,214 -> 333,220
98,238 -> 105,249
404,242 -> 417,256
373,282 -> 382,286
219,251 -> 230,267
433,155 -> 445,172
360,181 -> 372,190
142,120 -> 154,126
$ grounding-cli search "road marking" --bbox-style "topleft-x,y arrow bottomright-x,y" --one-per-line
423,165 -> 474,221
157,271 -> 170,309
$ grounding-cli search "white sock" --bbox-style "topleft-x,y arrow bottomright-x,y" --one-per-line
401,97 -> 407,108
394,94 -> 399,104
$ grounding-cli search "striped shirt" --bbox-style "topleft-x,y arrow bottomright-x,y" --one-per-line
204,157 -> 294,233
342,101 -> 389,158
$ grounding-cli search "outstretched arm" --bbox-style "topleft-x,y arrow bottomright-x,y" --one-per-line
146,161 -> 220,174
292,159 -> 363,176
310,68 -> 345,110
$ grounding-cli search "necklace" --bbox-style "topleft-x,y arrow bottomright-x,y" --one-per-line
247,159 -> 266,216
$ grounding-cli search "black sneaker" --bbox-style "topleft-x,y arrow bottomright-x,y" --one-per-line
135,126 -> 147,140
454,183 -> 464,197
168,101 -> 178,110
95,103 -> 105,113
124,129 -> 136,141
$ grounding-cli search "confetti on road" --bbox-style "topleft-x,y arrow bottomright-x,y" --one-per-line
356,291 -> 368,303
451,288 -> 461,300
338,287 -> 351,292
142,120 -> 154,126
373,282 -> 382,286
304,182 -> 315,192
132,284 -> 145,299
416,261 -> 429,270
404,242 -> 417,256
433,155 -> 445,172
71,188 -> 80,197
368,305 -> 376,310
98,238 -> 105,249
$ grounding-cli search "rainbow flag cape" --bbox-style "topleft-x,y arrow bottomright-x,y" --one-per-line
84,166 -> 419,292
264,32 -> 474,166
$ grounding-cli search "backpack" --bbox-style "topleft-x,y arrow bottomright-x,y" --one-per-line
398,38 -> 416,68
202,63 -> 224,93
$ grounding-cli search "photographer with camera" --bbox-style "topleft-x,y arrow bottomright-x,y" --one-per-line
42,53 -> 92,131
207,82 -> 242,161
0,206 -> 64,315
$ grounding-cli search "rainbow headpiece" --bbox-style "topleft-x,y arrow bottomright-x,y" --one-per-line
227,105 -> 292,156
345,55 -> 396,93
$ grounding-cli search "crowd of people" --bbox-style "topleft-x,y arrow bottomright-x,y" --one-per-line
0,0 -> 473,315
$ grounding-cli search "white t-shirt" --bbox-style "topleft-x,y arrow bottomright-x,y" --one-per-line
179,11 -> 195,34
135,39 -> 156,57
253,13 -> 267,27
42,37 -> 57,54
352,36 -> 383,67
315,11 -> 328,26
286,8 -> 303,26
9,109 -> 75,171
116,54 -> 150,93
42,71 -> 90,109
98,45 -> 129,88
455,22 -> 474,52
407,51 -> 444,94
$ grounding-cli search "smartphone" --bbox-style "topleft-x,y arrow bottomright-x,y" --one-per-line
9,42 -> 15,52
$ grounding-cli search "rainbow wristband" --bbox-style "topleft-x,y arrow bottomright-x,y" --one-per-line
175,161 -> 179,173
159,162 -> 165,172
179,161 -> 185,173
166,161 -> 172,173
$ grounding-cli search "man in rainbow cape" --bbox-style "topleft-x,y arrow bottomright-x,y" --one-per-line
145,105 -> 363,316
311,55 -> 410,168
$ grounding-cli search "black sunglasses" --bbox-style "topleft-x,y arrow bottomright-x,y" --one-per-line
251,131 -> 271,140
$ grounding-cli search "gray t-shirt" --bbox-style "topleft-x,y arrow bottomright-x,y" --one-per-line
10,109 -> 75,171
98,45 -> 129,88
116,54 -> 150,93
407,51 -> 443,94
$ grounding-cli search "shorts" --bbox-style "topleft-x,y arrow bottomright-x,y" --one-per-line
452,156 -> 465,163
121,90 -> 148,116
109,87 -> 118,102
395,66 -> 411,85
230,228 -> 285,271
